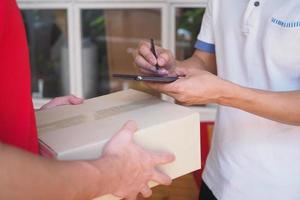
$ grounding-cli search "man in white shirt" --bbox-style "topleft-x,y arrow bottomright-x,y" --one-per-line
133,0 -> 300,199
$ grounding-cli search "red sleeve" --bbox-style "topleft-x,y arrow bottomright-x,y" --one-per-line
0,0 -> 7,42
0,0 -> 38,154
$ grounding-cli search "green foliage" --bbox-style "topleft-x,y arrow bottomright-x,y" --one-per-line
82,10 -> 106,38
89,15 -> 106,36
177,8 -> 205,40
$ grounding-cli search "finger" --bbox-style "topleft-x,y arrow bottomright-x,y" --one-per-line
151,152 -> 175,165
115,120 -> 138,142
140,186 -> 153,198
145,83 -> 174,96
51,95 -> 83,106
40,95 -> 83,110
139,66 -> 169,76
139,43 -> 157,65
144,82 -> 178,95
168,70 -> 179,77
68,95 -> 84,105
138,40 -> 151,49
144,82 -> 164,93
140,67 -> 158,75
106,120 -> 139,150
157,52 -> 171,67
156,68 -> 169,76
174,67 -> 188,77
121,120 -> 138,133
152,170 -> 172,186
134,55 -> 158,72
139,65 -> 170,76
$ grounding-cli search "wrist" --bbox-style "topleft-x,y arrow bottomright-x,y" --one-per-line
65,158 -> 119,200
215,80 -> 243,106
85,155 -> 122,197
69,161 -> 103,199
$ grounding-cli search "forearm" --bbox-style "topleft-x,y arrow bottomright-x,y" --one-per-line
176,50 -> 217,74
218,81 -> 300,126
0,143 -> 113,200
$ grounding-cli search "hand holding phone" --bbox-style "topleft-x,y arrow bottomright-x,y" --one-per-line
134,40 -> 176,76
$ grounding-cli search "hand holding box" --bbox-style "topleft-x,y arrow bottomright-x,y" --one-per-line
36,89 -> 201,199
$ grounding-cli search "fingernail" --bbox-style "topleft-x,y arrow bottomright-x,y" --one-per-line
158,68 -> 169,75
146,65 -> 161,73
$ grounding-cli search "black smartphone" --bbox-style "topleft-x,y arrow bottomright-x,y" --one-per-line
112,74 -> 178,83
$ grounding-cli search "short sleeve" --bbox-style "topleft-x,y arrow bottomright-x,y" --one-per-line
195,0 -> 215,53
0,1 -> 6,42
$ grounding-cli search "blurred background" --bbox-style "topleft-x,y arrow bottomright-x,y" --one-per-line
18,0 -> 206,107
18,0 -> 212,199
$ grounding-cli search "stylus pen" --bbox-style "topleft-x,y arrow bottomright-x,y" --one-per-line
150,38 -> 160,70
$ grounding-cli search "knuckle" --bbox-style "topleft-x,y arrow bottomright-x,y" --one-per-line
145,53 -> 154,60
177,95 -> 187,103
139,45 -> 148,54
139,42 -> 149,53
134,56 -> 143,66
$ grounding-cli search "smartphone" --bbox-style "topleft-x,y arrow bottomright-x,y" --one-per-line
113,74 -> 178,83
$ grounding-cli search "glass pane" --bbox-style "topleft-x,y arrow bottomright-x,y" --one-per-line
175,8 -> 205,60
21,10 -> 69,99
81,9 -> 161,98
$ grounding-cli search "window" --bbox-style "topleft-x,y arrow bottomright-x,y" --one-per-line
80,9 -> 162,98
175,7 -> 205,59
22,9 -> 69,99
17,0 -> 207,108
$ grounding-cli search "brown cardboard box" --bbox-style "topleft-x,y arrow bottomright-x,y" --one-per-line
36,89 -> 200,200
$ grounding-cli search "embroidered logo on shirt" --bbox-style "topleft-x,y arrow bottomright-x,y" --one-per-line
271,17 -> 300,28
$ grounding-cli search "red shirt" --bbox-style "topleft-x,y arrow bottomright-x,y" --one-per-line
0,0 -> 38,154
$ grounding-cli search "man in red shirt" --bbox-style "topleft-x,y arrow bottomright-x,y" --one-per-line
0,0 -> 174,199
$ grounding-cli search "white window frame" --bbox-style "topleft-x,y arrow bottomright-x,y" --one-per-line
17,0 -> 208,108
169,1 -> 207,55
18,2 -> 77,108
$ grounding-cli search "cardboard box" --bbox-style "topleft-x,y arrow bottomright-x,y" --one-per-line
36,89 -> 200,200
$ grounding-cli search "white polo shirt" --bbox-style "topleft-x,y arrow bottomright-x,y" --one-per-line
195,0 -> 300,199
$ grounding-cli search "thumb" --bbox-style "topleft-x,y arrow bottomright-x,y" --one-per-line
120,120 -> 138,135
174,66 -> 188,77
157,49 -> 174,68
103,121 -> 138,154
113,120 -> 139,142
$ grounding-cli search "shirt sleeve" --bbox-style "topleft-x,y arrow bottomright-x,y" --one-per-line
0,1 -> 6,42
195,0 -> 215,53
